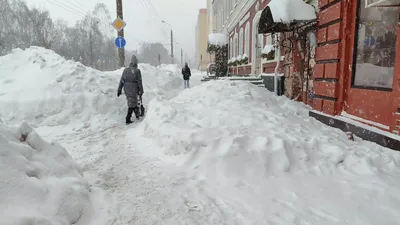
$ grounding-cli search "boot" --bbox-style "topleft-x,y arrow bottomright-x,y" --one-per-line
126,107 -> 134,124
133,107 -> 140,119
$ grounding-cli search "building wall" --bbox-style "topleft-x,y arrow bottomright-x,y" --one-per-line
207,0 -> 216,33
213,0 -> 279,75
196,8 -> 212,70
313,0 -> 400,135
195,23 -> 199,66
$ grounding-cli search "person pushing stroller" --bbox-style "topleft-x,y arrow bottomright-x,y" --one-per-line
117,55 -> 144,124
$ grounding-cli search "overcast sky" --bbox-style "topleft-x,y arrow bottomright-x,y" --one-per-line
27,0 -> 206,62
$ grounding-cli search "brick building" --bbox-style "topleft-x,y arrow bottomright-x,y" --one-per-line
213,0 -> 400,149
310,0 -> 399,149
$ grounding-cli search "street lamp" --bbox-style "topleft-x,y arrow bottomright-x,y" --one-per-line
162,20 -> 174,64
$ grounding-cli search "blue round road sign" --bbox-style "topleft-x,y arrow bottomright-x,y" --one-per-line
364,36 -> 376,47
115,36 -> 126,48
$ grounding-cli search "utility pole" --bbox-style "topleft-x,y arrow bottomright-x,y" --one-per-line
170,29 -> 174,64
116,0 -> 125,68
181,48 -> 183,65
158,53 -> 161,66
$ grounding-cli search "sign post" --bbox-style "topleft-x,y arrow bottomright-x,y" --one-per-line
113,0 -> 126,67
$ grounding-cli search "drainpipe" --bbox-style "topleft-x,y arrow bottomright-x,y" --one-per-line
274,41 -> 281,95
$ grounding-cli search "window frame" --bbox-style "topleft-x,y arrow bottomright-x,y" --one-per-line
244,21 -> 250,56
263,33 -> 277,62
350,0 -> 397,92
239,28 -> 244,56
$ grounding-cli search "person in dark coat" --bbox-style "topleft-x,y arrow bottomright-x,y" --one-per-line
117,55 -> 144,124
181,62 -> 191,88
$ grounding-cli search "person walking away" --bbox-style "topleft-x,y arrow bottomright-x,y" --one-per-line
182,62 -> 191,88
117,55 -> 144,124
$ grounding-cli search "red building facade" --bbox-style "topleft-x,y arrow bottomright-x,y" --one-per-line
213,0 -> 399,148
312,0 -> 400,139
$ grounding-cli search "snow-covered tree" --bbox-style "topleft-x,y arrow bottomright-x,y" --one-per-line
0,0 -> 119,71
207,33 -> 228,77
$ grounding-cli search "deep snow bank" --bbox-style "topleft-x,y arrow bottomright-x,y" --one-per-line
135,80 -> 400,180
0,47 -> 183,126
0,121 -> 90,225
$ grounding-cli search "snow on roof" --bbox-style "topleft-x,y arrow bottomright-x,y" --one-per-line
208,33 -> 228,46
268,0 -> 316,24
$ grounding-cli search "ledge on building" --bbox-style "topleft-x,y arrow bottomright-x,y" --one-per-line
309,110 -> 400,151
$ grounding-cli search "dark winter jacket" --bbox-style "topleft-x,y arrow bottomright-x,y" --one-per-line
182,66 -> 191,80
118,57 -> 144,107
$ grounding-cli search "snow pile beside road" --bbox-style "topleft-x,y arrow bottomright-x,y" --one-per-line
0,47 -> 184,126
136,80 -> 400,178
132,80 -> 400,223
0,121 -> 90,225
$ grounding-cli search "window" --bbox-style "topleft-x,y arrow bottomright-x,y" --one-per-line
239,28 -> 244,56
352,0 -> 398,89
244,22 -> 250,55
234,33 -> 238,57
230,38 -> 233,58
264,33 -> 276,61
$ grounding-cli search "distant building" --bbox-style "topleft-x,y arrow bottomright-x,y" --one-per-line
195,8 -> 211,71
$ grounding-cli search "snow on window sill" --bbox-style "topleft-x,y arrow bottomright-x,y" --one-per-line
237,64 -> 251,67
262,58 -> 278,63
262,56 -> 284,63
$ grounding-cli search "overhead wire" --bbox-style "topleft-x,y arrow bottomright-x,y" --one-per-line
70,0 -> 87,10
141,0 -> 182,49
46,0 -> 86,17
143,0 -> 169,33
136,0 -> 169,39
64,0 -> 91,14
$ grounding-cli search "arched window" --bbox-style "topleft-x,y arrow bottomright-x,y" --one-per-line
229,37 -> 233,58
264,33 -> 276,61
234,33 -> 238,57
239,28 -> 243,56
244,21 -> 250,55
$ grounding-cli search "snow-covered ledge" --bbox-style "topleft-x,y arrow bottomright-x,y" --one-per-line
268,0 -> 316,24
208,33 -> 228,46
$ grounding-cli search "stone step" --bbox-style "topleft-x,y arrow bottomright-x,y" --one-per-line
228,78 -> 262,81
250,80 -> 264,85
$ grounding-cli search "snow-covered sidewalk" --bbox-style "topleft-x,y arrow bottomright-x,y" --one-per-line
2,47 -> 400,225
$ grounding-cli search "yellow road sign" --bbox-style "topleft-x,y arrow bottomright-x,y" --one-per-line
112,17 -> 126,32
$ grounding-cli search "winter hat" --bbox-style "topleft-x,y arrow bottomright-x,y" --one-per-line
131,55 -> 138,66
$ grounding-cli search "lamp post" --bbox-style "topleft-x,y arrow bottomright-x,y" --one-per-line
162,20 -> 174,64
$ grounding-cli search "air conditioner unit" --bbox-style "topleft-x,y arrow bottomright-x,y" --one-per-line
365,0 -> 400,7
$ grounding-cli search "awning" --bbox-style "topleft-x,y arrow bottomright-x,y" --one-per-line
258,0 -> 317,34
